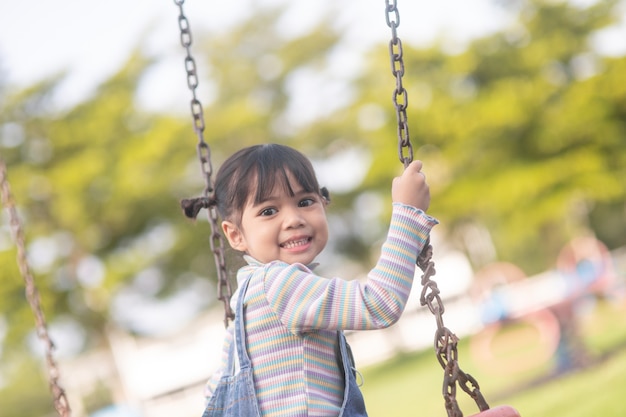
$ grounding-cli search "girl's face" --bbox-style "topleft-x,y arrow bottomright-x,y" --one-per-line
222,171 -> 329,265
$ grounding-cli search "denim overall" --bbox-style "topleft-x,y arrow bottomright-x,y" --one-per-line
202,276 -> 368,417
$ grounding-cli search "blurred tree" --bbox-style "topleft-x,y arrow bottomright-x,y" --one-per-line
0,351 -> 51,416
333,0 -> 626,273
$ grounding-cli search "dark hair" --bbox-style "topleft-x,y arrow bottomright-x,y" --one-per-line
181,144 -> 329,222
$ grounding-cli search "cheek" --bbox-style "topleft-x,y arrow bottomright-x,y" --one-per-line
316,212 -> 329,239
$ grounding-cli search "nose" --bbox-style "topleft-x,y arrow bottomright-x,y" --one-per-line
283,206 -> 305,229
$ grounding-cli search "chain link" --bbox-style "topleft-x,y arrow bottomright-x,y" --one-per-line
0,158 -> 72,417
173,0 -> 234,327
417,246 -> 490,416
385,0 -> 413,168
386,2 -> 490,415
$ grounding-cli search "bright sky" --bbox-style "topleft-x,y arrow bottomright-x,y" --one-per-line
1,0 -> 624,113
0,0 -> 521,111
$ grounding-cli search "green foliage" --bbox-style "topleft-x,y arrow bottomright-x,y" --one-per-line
0,353 -> 53,416
342,0 -> 626,272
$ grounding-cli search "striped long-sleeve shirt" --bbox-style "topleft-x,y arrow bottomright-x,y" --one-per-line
205,203 -> 438,417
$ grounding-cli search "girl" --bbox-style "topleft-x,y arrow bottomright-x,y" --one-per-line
182,144 -> 437,417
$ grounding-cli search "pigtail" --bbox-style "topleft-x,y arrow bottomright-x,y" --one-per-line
180,197 -> 217,219
321,187 -> 331,204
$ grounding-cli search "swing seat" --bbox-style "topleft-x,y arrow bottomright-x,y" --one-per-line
469,405 -> 521,417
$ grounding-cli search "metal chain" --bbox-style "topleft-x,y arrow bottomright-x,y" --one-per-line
418,248 -> 490,416
385,0 -> 413,168
0,158 -> 71,417
173,0 -> 234,327
385,2 -> 490,416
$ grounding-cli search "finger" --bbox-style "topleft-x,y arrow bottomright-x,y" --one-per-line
405,160 -> 423,173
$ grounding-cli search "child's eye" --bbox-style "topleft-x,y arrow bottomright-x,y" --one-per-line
298,198 -> 315,208
259,207 -> 278,216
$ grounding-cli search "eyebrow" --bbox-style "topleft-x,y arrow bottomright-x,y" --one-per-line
254,188 -> 313,206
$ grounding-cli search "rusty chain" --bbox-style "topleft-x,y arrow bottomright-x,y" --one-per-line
385,2 -> 490,416
385,0 -> 413,168
0,158 -> 71,417
173,0 -> 234,328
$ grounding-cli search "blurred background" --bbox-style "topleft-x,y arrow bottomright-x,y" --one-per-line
1,0 -> 625,416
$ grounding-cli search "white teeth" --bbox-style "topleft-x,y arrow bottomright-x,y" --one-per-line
282,239 -> 308,249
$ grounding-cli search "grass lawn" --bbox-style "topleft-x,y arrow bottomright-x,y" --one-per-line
359,298 -> 626,417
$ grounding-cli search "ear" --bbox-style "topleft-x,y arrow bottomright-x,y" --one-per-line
222,220 -> 247,252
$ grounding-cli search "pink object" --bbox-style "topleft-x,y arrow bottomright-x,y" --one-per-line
469,405 -> 522,417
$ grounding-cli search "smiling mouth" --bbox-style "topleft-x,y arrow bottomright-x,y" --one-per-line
280,237 -> 311,249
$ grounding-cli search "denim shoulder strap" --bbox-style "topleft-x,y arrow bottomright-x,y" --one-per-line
233,277 -> 253,373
